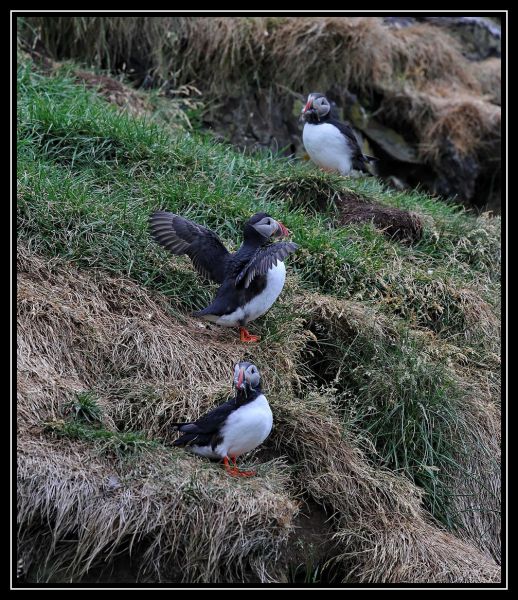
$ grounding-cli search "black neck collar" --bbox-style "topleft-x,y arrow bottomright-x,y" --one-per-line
235,385 -> 262,405
242,225 -> 268,249
304,110 -> 331,125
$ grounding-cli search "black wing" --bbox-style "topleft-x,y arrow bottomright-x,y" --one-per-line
149,211 -> 230,284
328,118 -> 376,172
235,242 -> 298,289
172,398 -> 237,447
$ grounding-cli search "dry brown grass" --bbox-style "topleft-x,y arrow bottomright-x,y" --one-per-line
17,243 -> 301,582
470,57 -> 501,106
18,435 -> 296,583
17,243 -> 501,582
73,71 -> 152,117
448,393 -> 501,562
274,392 -> 499,583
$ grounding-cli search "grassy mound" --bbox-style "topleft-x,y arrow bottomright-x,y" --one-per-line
16,55 -> 501,583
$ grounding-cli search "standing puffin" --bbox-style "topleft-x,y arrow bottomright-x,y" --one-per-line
301,92 -> 377,176
171,361 -> 272,477
149,211 -> 298,342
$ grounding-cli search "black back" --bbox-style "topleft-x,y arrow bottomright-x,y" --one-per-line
172,386 -> 262,450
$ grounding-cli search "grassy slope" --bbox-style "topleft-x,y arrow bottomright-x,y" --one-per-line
16,59 -> 501,582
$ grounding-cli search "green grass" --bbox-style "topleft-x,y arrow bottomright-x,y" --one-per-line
17,57 -> 500,536
17,63 -> 500,313
343,334 -> 465,526
63,391 -> 103,424
46,392 -> 162,458
45,419 -> 162,458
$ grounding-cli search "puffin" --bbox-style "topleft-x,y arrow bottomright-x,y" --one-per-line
149,211 -> 298,342
171,361 -> 272,477
301,92 -> 377,176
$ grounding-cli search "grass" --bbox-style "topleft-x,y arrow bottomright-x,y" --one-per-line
50,391 -> 163,458
63,391 -> 103,424
44,419 -> 162,458
17,63 -> 499,321
16,54 -> 501,583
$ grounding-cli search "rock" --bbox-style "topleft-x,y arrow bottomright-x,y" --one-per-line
203,92 -> 302,156
382,17 -> 417,29
345,93 -> 421,165
420,17 -> 501,60
431,139 -> 480,203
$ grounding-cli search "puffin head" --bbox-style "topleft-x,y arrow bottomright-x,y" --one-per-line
233,361 -> 261,393
245,212 -> 290,240
301,92 -> 331,121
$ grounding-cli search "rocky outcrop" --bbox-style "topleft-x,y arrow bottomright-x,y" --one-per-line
421,17 -> 501,60
383,16 -> 501,60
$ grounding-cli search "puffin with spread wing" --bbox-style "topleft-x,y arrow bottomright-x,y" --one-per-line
149,211 -> 298,342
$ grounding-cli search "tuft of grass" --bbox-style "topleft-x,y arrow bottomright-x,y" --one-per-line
44,419 -> 161,458
294,291 -> 500,557
261,169 -> 349,214
63,391 -> 103,424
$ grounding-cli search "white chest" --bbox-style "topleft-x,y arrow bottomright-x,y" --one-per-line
303,122 -> 352,175
217,394 -> 273,458
216,261 -> 286,327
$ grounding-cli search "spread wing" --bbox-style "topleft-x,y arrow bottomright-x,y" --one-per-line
149,211 -> 230,284
235,242 -> 298,289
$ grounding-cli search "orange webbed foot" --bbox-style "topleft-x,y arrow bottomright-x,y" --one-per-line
239,327 -> 261,343
234,469 -> 257,478
223,456 -> 257,477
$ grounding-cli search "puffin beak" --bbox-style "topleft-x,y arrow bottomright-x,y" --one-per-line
276,221 -> 291,238
302,99 -> 313,113
237,367 -> 245,390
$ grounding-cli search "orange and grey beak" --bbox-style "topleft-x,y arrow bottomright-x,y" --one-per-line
237,367 -> 245,389
302,99 -> 313,113
276,221 -> 291,238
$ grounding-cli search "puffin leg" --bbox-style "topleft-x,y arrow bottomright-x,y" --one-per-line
239,327 -> 261,343
223,456 -> 237,476
230,455 -> 256,478
223,456 -> 240,477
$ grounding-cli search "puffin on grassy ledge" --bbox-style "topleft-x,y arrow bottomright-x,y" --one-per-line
149,211 -> 298,342
171,361 -> 272,477
301,92 -> 377,176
